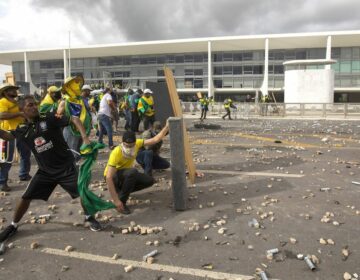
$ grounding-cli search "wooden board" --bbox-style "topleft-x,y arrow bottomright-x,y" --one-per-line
196,92 -> 202,99
164,67 -> 197,184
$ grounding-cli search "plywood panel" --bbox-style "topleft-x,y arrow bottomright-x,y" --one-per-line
164,67 -> 196,184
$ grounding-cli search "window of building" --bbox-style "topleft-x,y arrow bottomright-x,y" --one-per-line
243,52 -> 253,61
223,78 -> 233,88
167,55 -> 176,63
185,69 -> 194,76
233,66 -> 242,75
273,51 -> 284,60
184,55 -> 194,63
331,48 -> 340,59
253,65 -> 263,74
214,79 -> 222,88
296,50 -> 306,59
353,48 -> 360,59
214,66 -> 222,75
331,62 -> 340,72
233,53 -> 242,61
340,61 -> 351,73
157,56 -> 166,64
175,55 -> 184,63
194,69 -> 203,75
352,61 -> 360,72
274,65 -> 284,74
268,65 -> 274,74
285,51 -> 296,60
157,70 -> 164,76
223,53 -> 233,62
341,48 -> 352,60
184,78 -> 193,88
223,66 -> 232,75
213,53 -> 223,62
131,57 -> 140,64
243,65 -> 253,74
194,79 -> 203,88
194,54 -> 203,63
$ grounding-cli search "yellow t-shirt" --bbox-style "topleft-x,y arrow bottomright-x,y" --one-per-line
0,97 -> 24,130
104,139 -> 145,176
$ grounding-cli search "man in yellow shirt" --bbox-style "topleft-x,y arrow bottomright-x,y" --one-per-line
137,89 -> 155,130
104,124 -> 169,214
0,84 -> 32,191
39,86 -> 62,114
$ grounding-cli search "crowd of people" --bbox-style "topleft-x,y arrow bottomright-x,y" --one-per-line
0,76 -> 170,244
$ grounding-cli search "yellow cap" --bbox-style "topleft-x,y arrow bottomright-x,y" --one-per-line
47,85 -> 61,93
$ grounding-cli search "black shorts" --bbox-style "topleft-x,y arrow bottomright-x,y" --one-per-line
22,165 -> 79,201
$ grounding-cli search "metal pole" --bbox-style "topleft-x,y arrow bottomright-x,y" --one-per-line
168,117 -> 188,211
68,31 -> 71,77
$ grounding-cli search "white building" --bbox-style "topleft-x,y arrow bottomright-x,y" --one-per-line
0,30 -> 359,102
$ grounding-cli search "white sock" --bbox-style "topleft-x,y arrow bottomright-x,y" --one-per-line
11,221 -> 18,228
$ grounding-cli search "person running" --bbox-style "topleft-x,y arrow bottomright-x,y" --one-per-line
222,98 -> 237,120
0,96 -> 102,244
104,124 -> 169,215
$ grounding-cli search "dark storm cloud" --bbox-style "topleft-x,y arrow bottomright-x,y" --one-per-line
32,0 -> 360,43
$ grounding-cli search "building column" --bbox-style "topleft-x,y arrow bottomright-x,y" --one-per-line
63,49 -> 68,81
207,41 -> 213,98
24,52 -> 28,82
325,35 -> 332,70
260,38 -> 269,97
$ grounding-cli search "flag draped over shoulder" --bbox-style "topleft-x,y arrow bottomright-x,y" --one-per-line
65,96 -> 92,137
78,142 -> 115,216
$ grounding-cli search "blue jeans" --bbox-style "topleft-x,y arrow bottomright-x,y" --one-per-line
98,114 -> 113,147
63,126 -> 83,162
0,138 -> 31,185
136,149 -> 170,176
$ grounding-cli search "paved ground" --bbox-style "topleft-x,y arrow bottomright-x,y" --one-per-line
0,117 -> 359,280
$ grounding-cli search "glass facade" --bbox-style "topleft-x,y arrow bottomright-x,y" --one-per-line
12,47 -> 360,90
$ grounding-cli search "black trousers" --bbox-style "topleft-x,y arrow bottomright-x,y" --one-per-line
130,111 -> 140,132
112,168 -> 155,204
222,108 -> 231,119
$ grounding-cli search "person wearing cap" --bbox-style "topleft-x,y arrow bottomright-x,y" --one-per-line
130,89 -> 142,132
97,86 -> 116,149
138,88 -> 155,130
0,83 -> 32,191
39,85 -> 62,114
57,76 -> 92,161
136,121 -> 170,176
104,123 -> 169,214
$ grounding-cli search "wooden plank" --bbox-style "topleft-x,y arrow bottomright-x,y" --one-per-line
164,67 -> 196,183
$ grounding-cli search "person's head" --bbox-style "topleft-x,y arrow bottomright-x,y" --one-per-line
47,85 -> 62,101
143,88 -> 153,98
81,84 -> 92,98
153,121 -> 162,133
0,83 -> 20,102
127,88 -> 134,95
121,131 -> 137,157
18,95 -> 39,120
62,76 -> 84,99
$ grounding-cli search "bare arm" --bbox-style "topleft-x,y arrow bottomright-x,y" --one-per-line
144,122 -> 169,147
108,100 -> 116,111
0,129 -> 15,141
56,100 -> 65,117
105,166 -> 124,212
0,112 -> 24,120
70,116 -> 90,145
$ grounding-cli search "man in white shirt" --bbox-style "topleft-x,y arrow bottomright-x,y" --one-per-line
98,88 -> 116,149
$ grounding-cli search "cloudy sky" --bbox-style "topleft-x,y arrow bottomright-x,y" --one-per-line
1,0 -> 360,80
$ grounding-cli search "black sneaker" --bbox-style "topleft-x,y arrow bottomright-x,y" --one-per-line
120,204 -> 131,215
0,184 -> 10,192
0,225 -> 17,242
85,216 -> 102,232
20,175 -> 32,181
